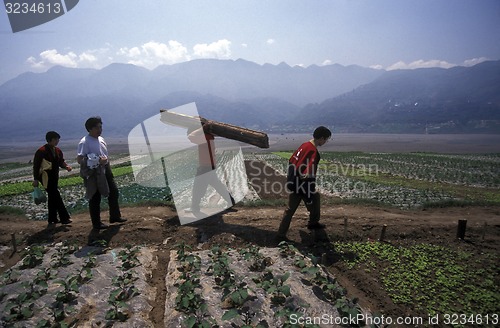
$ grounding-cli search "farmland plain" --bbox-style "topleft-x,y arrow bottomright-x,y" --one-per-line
1,133 -> 499,327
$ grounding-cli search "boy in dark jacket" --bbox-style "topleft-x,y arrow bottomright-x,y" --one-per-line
33,131 -> 72,224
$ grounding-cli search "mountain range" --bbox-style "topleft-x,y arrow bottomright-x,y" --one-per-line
0,58 -> 499,142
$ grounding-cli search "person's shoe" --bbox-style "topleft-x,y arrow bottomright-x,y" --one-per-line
110,218 -> 127,223
307,222 -> 326,230
48,219 -> 60,224
93,223 -> 109,230
60,219 -> 72,224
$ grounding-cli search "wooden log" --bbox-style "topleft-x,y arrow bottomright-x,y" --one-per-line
160,109 -> 269,148
160,109 -> 205,128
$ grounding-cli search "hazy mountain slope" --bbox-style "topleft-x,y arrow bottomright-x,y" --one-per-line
295,60 -> 500,133
0,59 -> 381,140
1,59 -> 498,141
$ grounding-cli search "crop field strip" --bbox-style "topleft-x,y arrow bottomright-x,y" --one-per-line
2,151 -> 499,327
1,151 -> 499,221
0,242 -> 156,327
263,152 -> 500,208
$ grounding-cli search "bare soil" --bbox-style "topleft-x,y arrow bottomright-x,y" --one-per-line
1,160 -> 500,326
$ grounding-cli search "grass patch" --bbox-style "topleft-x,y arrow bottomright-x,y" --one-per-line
272,151 -> 292,159
0,162 -> 31,172
333,241 -> 500,316
0,165 -> 134,197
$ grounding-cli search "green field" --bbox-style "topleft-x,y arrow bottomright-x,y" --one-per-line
265,152 -> 500,208
1,152 -> 499,220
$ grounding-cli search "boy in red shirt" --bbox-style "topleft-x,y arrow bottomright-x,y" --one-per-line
33,131 -> 73,224
277,126 -> 332,240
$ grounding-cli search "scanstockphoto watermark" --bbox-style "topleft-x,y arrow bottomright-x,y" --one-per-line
289,313 -> 500,327
4,0 -> 80,33
247,161 -> 379,196
289,313 -> 425,326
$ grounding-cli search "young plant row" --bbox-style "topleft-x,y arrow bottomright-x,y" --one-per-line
173,243 -> 217,328
333,241 -> 500,316
321,152 -> 500,188
261,152 -> 499,207
170,242 -> 373,328
105,244 -> 142,322
0,241 -> 96,327
1,241 -> 145,327
278,242 -> 371,327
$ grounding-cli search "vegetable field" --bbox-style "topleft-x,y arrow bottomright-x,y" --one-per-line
1,150 -> 499,328
260,152 -> 500,208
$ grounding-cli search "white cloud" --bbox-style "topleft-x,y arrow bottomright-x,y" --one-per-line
321,59 -> 332,66
26,56 -> 44,69
27,39 -> 228,72
462,57 -> 489,67
78,52 -> 98,64
241,43 -> 248,48
143,40 -> 189,63
118,40 -> 190,68
387,59 -> 455,70
370,64 -> 384,70
119,46 -> 141,58
266,38 -> 275,45
193,39 -> 231,59
386,57 -> 490,71
26,47 -> 112,71
42,49 -> 77,67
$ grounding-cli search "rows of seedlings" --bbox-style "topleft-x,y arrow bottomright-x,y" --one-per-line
320,152 -> 500,188
0,242 -> 155,327
254,153 -> 464,208
165,242 -> 373,328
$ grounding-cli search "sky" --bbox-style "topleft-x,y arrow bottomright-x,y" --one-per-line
1,0 -> 499,85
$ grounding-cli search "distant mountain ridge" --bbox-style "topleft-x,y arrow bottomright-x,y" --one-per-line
0,59 -> 382,141
297,60 -> 500,133
0,59 -> 498,142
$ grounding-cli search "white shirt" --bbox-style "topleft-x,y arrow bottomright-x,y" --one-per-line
77,135 -> 108,167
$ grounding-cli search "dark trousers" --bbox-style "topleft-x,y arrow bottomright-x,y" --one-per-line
88,167 -> 121,227
278,191 -> 320,237
46,179 -> 70,223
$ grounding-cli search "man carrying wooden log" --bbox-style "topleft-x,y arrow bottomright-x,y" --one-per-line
158,104 -> 268,223
186,122 -> 236,215
277,126 -> 332,242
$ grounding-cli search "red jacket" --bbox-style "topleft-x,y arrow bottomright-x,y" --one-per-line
33,144 -> 68,183
289,141 -> 320,178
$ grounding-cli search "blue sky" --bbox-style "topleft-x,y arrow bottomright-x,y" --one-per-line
1,0 -> 499,85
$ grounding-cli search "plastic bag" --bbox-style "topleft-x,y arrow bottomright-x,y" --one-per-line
32,187 -> 47,205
